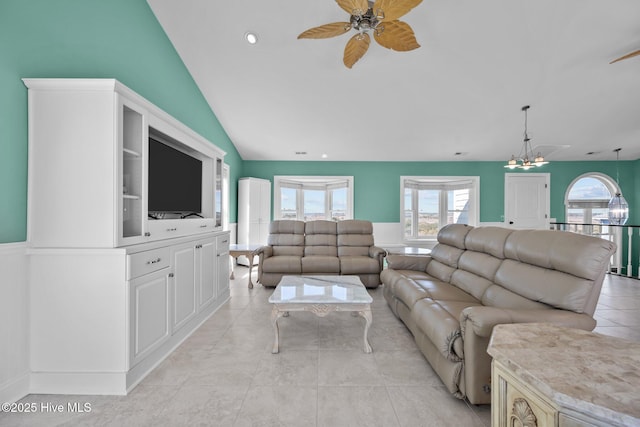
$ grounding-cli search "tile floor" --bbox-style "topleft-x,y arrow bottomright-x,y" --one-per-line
2,269 -> 639,427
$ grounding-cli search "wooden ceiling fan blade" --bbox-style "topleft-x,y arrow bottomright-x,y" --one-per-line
374,20 -> 420,51
336,0 -> 369,16
373,0 -> 423,22
343,32 -> 371,68
610,49 -> 640,64
298,22 -> 351,39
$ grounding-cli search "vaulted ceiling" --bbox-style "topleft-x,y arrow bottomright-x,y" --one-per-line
147,0 -> 640,162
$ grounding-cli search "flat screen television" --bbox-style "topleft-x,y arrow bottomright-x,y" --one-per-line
148,138 -> 202,214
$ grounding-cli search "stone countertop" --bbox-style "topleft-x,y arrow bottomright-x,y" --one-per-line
487,323 -> 640,427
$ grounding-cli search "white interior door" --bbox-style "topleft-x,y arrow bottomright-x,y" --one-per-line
504,173 -> 550,229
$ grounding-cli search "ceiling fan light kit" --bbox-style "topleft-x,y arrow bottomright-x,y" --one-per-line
504,105 -> 549,170
298,0 -> 422,68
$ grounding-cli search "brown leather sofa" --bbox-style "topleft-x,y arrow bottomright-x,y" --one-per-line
381,224 -> 616,404
257,219 -> 386,288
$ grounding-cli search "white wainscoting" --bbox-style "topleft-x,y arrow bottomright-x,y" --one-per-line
0,243 -> 30,403
372,222 -> 404,248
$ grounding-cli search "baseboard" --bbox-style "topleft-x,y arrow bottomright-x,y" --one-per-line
0,372 -> 30,403
30,372 -> 128,396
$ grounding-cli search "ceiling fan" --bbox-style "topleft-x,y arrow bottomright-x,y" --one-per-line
298,0 -> 422,68
610,48 -> 640,64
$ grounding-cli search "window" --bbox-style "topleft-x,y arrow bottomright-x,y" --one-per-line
274,176 -> 353,221
401,176 -> 479,241
565,173 -> 619,225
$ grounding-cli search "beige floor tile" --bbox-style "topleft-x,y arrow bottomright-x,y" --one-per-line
7,268 -> 639,427
318,350 -> 383,386
252,350 -> 319,386
317,386 -> 400,427
234,385 -> 317,427
387,385 -> 486,427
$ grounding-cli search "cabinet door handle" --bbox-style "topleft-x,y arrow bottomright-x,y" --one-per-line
144,232 -> 151,237
167,227 -> 177,232
168,273 -> 174,278
200,224 -> 208,228
222,239 -> 228,243
147,258 -> 161,265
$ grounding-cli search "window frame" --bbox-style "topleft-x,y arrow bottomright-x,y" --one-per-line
400,176 -> 480,243
274,176 -> 354,221
564,172 -> 620,224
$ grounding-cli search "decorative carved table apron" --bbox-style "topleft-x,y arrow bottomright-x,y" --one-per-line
268,275 -> 373,354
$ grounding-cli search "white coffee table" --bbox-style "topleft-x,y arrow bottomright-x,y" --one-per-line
268,275 -> 373,354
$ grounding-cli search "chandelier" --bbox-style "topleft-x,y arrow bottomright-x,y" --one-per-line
608,148 -> 629,225
504,105 -> 549,170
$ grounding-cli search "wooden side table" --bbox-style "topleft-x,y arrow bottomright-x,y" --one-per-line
229,244 -> 263,288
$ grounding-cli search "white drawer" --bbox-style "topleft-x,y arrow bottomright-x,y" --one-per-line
127,247 -> 171,279
147,218 -> 215,240
217,234 -> 230,254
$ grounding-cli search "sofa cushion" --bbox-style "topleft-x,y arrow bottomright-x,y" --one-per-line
268,220 -> 305,257
337,220 -> 375,257
340,256 -> 380,274
414,279 -> 480,304
494,259 -> 594,313
437,224 -> 472,249
302,255 -> 340,273
380,269 -> 433,297
504,229 -> 615,281
481,284 -> 552,310
425,259 -> 458,282
450,270 -> 494,302
430,244 -> 465,269
464,226 -> 512,259
262,256 -> 302,274
449,251 -> 502,300
304,220 -> 338,256
393,278 -> 430,309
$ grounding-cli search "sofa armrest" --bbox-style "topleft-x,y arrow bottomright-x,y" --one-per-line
460,306 -> 597,338
369,246 -> 387,259
255,245 -> 273,258
386,254 -> 431,272
255,246 -> 273,284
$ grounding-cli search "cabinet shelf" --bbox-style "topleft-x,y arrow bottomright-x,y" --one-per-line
123,148 -> 141,158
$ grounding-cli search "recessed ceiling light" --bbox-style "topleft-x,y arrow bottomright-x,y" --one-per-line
245,32 -> 258,45
321,153 -> 328,159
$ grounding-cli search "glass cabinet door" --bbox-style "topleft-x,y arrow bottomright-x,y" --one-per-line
121,101 -> 146,243
215,158 -> 223,228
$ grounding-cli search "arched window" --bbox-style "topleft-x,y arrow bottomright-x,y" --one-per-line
565,173 -> 619,224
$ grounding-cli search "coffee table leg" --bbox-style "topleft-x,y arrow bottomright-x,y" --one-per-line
247,255 -> 254,289
358,307 -> 373,353
271,306 -> 286,354
229,255 -> 236,279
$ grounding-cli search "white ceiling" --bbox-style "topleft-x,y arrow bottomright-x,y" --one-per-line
147,0 -> 640,162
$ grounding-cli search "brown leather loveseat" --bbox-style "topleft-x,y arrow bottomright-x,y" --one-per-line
257,219 -> 386,288
381,224 -> 616,404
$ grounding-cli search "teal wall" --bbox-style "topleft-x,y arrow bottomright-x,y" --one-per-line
0,0 -> 242,243
1,0 -> 637,247
243,160 -> 636,224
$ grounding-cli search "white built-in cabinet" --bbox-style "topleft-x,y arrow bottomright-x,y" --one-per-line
25,79 -> 230,395
237,177 -> 271,265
